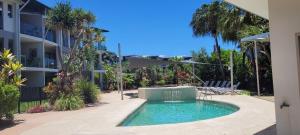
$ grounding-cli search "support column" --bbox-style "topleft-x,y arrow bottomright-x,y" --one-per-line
118,43 -> 123,100
230,51 -> 234,93
254,41 -> 260,96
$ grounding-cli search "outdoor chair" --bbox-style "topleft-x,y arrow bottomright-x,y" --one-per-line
210,81 -> 228,93
201,81 -> 215,90
198,81 -> 209,90
215,82 -> 241,94
208,81 -> 221,90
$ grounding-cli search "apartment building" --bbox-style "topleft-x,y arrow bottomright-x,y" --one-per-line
0,0 -> 106,90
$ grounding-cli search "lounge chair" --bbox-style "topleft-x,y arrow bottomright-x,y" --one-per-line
210,81 -> 227,93
206,80 -> 222,91
215,82 -> 240,94
200,81 -> 209,88
219,81 -> 228,88
211,81 -> 221,88
202,81 -> 215,90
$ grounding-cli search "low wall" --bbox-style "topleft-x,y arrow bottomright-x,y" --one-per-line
138,86 -> 197,101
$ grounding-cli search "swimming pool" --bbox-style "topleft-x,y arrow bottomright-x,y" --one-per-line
120,100 -> 239,126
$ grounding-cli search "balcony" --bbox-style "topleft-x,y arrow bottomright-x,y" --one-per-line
46,30 -> 56,43
21,55 -> 43,67
21,22 -> 42,38
45,57 -> 57,69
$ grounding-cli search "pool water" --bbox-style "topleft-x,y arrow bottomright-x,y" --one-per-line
120,100 -> 239,126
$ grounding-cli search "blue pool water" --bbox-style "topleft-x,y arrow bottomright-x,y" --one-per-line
120,100 -> 239,126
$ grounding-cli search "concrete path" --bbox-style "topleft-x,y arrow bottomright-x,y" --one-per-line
0,91 -> 276,135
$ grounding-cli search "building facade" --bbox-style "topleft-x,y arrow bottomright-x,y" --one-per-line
225,0 -> 300,134
0,0 -> 105,91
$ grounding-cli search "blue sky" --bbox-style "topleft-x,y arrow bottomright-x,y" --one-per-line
39,0 -> 236,57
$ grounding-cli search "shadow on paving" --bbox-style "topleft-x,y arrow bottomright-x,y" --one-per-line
124,92 -> 138,99
254,124 -> 277,135
86,102 -> 109,107
0,119 -> 24,131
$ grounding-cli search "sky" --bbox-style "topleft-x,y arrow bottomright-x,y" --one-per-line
39,0 -> 236,57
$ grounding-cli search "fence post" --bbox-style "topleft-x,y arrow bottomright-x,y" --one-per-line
18,87 -> 21,113
39,87 -> 42,105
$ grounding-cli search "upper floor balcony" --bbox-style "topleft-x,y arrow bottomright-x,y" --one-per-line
21,55 -> 43,68
45,57 -> 57,69
21,22 -> 42,38
45,30 -> 57,43
45,50 -> 57,69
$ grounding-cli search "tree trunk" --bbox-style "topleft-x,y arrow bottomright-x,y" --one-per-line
213,35 -> 225,80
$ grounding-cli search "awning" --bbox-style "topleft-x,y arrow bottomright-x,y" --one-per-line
240,32 -> 270,96
241,32 -> 270,42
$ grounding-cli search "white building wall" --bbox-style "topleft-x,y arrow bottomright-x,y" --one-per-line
268,0 -> 300,134
2,0 -> 16,33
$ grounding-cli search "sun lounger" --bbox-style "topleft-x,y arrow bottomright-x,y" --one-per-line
214,82 -> 240,94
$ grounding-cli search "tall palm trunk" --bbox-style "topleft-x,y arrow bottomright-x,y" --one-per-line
213,35 -> 225,80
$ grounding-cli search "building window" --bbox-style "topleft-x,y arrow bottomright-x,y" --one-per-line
8,4 -> 12,18
0,2 -> 3,29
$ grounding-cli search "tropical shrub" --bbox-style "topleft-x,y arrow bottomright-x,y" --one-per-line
139,78 -> 150,87
0,49 -> 25,120
0,49 -> 26,86
44,76 -> 75,105
103,64 -> 117,90
0,82 -> 19,120
123,73 -> 135,89
54,93 -> 84,111
155,79 -> 166,86
177,71 -> 191,85
27,103 -> 52,113
76,79 -> 100,104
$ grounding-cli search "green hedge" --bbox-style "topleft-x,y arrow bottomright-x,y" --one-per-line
0,83 -> 19,120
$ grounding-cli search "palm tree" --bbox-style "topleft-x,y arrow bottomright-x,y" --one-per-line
44,2 -> 103,93
46,2 -> 97,73
190,1 -> 226,79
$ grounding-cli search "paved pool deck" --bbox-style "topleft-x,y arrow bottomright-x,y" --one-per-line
1,90 -> 276,135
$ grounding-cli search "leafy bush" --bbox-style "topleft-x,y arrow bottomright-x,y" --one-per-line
54,94 -> 84,111
0,82 -> 19,120
156,80 -> 166,86
103,64 -> 117,90
44,76 -> 75,105
0,50 -> 25,120
76,79 -> 100,104
0,49 -> 26,86
139,78 -> 150,87
123,73 -> 135,89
